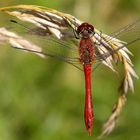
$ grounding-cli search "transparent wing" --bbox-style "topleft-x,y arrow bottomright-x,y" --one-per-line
0,26 -> 83,70
21,32 -> 83,70
110,18 -> 140,40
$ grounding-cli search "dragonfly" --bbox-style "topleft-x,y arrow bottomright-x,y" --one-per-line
0,5 -> 139,136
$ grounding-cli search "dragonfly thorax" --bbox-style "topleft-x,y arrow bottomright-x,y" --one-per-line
79,38 -> 94,64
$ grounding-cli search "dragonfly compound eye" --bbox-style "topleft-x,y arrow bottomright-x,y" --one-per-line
87,25 -> 94,33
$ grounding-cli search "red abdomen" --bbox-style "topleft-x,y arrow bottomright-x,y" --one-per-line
84,64 -> 93,135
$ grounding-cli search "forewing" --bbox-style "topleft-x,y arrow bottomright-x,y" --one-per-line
21,32 -> 81,68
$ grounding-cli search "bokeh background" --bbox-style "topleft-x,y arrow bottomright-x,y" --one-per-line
0,0 -> 140,140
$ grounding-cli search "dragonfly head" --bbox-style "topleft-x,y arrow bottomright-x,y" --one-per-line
76,22 -> 94,38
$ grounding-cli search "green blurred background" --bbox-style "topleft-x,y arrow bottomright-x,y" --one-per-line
0,0 -> 140,140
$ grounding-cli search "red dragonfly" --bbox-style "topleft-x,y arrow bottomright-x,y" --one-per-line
0,5 -> 139,136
